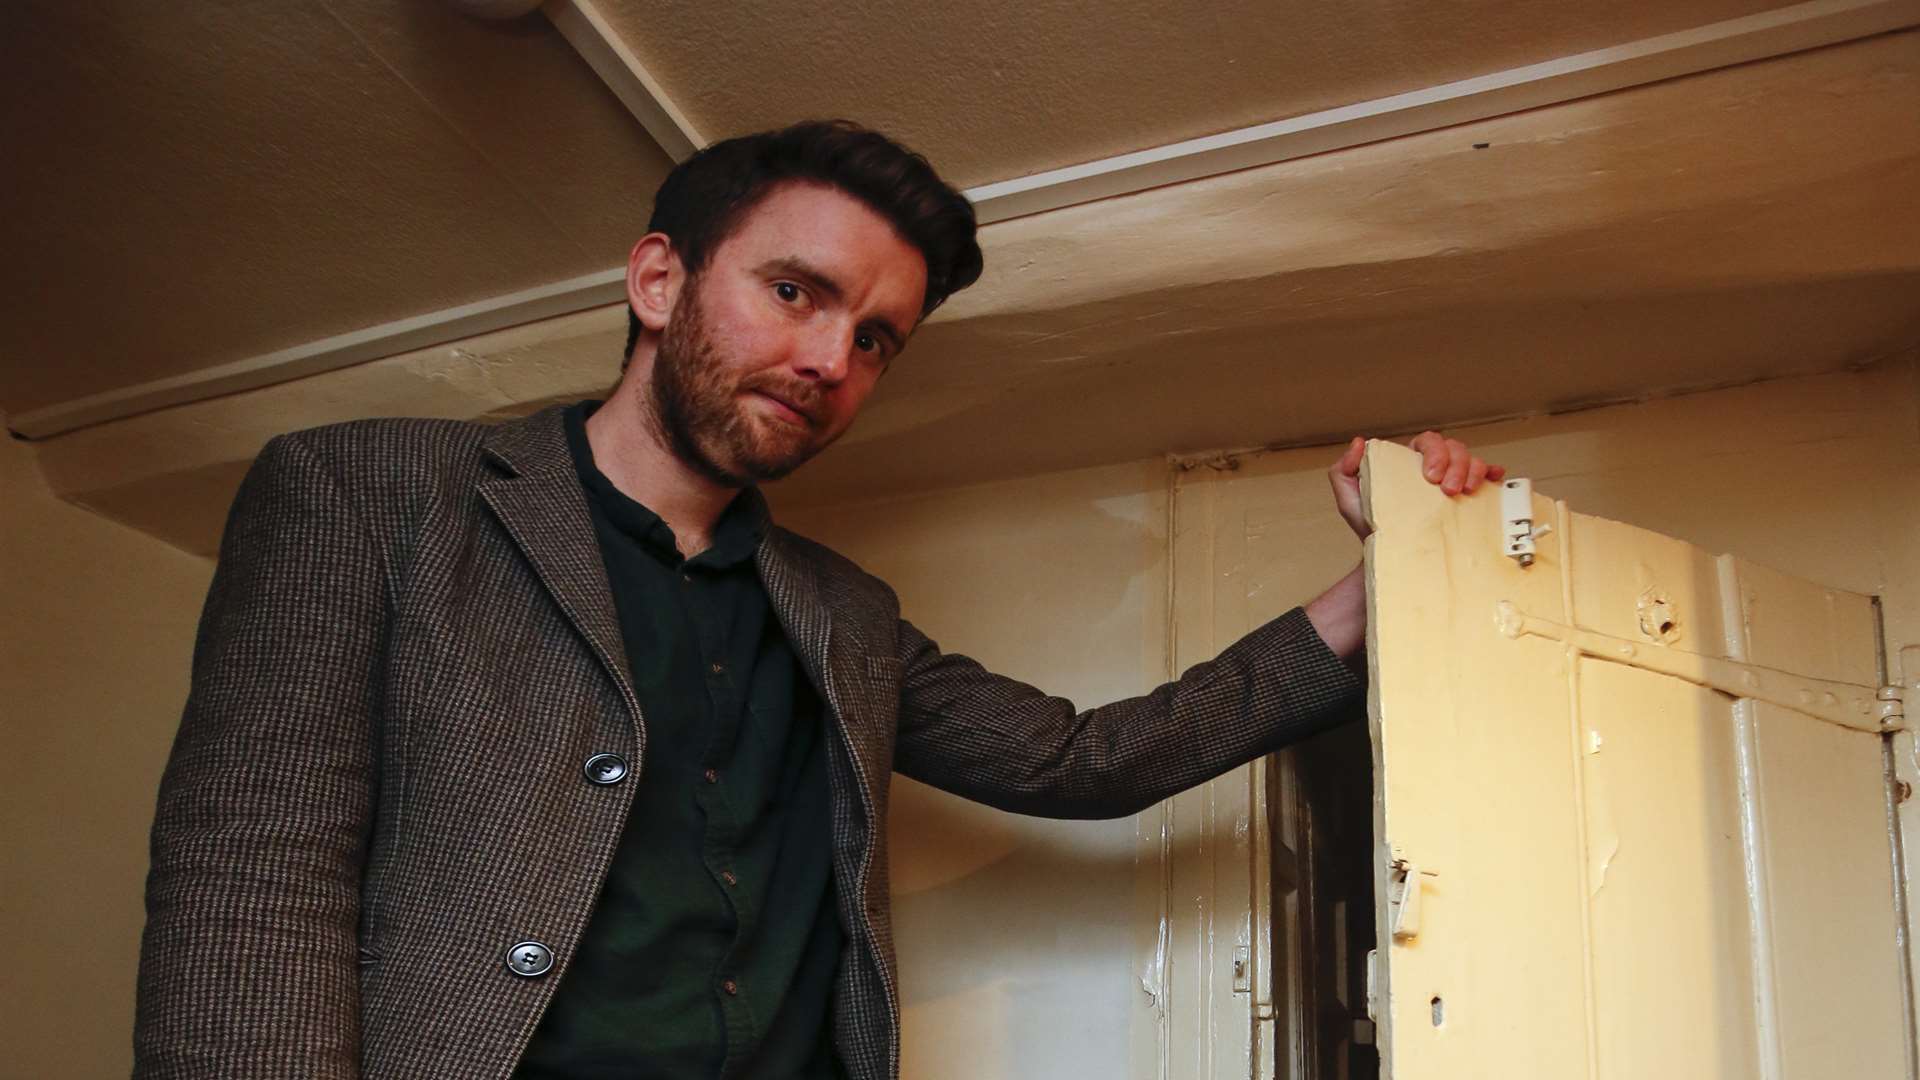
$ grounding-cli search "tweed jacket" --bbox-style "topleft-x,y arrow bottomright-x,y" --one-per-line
134,405 -> 1364,1079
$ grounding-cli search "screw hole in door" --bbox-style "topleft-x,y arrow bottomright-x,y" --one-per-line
1431,995 -> 1445,1027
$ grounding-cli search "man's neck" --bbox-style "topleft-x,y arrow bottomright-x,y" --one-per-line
584,386 -> 738,558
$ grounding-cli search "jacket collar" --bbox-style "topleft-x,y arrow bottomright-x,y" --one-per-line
480,402 -> 578,479
475,405 -> 643,728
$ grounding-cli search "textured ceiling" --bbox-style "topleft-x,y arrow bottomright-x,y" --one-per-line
604,0 -> 1795,187
34,31 -> 1920,555
0,0 -> 673,417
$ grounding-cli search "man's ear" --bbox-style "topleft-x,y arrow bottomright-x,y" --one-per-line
626,233 -> 682,333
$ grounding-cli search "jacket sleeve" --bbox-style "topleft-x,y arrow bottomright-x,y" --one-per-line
890,606 -> 1364,819
134,434 -> 388,1079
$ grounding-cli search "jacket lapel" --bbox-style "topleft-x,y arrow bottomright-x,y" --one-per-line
475,406 -> 642,726
759,531 -> 886,804
758,529 -> 838,714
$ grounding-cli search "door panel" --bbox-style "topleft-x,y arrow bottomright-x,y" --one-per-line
1578,660 -> 1758,1079
1731,559 -> 1905,1078
1360,441 -> 1591,1078
1568,510 -> 1731,657
1362,439 -> 1909,1079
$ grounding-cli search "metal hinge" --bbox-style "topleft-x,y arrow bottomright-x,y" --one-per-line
1882,683 -> 1907,727
1365,948 -> 1379,1022
1501,478 -> 1553,568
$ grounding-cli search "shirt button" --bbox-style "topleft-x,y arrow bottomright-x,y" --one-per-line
582,753 -> 628,785
681,573 -> 692,585
721,870 -> 738,887
721,979 -> 739,996
505,940 -> 554,978
704,768 -> 719,784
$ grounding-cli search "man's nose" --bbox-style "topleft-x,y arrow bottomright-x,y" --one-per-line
792,326 -> 851,384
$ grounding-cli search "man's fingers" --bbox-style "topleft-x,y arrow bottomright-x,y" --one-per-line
1464,456 -> 1490,493
1411,430 -> 1447,481
1332,435 -> 1364,477
1406,431 -> 1507,494
1442,438 -> 1470,494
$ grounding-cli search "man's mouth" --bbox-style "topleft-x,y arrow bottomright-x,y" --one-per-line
748,388 -> 818,427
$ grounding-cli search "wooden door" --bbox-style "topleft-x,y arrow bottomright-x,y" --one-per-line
1362,438 -> 1913,1079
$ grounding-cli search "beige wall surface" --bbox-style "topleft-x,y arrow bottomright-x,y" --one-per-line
777,458 -> 1181,1079
0,436 -> 213,1078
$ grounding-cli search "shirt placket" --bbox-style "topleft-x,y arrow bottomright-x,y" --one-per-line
682,567 -> 761,1076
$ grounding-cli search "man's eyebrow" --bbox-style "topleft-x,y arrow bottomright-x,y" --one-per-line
757,256 -> 844,300
758,256 -> 908,353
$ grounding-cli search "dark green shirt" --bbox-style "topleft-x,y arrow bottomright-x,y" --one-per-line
515,402 -> 844,1079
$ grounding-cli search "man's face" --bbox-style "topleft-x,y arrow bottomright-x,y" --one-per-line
647,182 -> 929,486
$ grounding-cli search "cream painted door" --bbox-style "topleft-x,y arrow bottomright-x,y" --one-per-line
1361,438 -> 1913,1080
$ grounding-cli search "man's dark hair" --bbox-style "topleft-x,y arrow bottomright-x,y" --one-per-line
624,120 -> 983,363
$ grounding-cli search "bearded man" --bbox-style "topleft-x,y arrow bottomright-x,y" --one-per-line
134,121 -> 1500,1079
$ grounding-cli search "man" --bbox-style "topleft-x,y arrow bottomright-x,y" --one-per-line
135,121 -> 1500,1079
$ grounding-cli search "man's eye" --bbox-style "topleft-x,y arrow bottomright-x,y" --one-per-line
774,282 -> 801,302
854,333 -> 877,353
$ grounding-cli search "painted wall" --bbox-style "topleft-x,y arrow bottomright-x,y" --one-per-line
775,354 -> 1920,1076
0,435 -> 213,1079
777,458 -> 1180,1078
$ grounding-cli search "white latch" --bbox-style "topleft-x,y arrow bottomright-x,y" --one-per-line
1388,859 -> 1437,940
1501,477 -> 1551,567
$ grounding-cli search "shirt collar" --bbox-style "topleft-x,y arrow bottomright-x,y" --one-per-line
564,399 -> 768,569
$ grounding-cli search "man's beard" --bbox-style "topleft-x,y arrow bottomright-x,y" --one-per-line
645,282 -> 831,487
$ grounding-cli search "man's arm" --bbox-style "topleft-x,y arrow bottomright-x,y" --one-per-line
134,434 -> 387,1079
889,431 -> 1500,819
889,600 -> 1363,819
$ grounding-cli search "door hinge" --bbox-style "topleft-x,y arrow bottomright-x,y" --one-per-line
1365,948 -> 1379,1022
1500,478 -> 1553,568
1500,600 -> 1903,734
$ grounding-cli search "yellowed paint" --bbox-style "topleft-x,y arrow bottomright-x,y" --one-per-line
1359,439 -> 1592,1077
0,437 -> 213,1079
1363,437 -> 1907,1078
